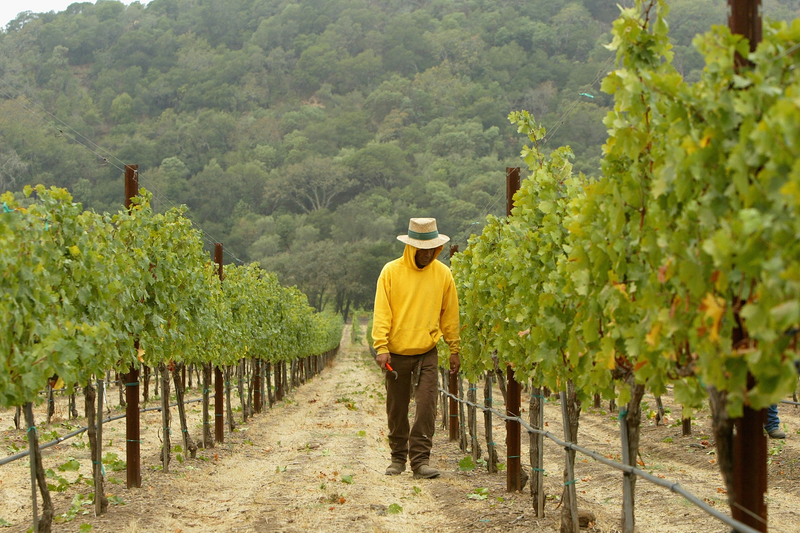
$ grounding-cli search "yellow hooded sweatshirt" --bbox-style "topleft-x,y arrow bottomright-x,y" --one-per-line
372,244 -> 460,357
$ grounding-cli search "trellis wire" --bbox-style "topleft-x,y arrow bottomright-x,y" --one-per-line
0,397 -> 211,467
439,387 -> 761,533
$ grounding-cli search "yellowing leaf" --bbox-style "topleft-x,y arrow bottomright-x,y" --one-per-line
137,347 -> 146,363
612,282 -> 630,301
779,181 -> 800,205
700,293 -> 726,342
681,136 -> 698,155
645,323 -> 661,347
699,133 -> 712,148
606,348 -> 616,370
69,245 -> 81,257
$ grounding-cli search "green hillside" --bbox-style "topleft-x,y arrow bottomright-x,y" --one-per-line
1,0 -> 798,316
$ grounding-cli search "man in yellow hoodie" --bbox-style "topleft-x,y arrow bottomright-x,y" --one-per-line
373,217 -> 460,479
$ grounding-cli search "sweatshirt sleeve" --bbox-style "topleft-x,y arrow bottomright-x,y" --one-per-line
372,266 -> 392,355
440,270 -> 461,355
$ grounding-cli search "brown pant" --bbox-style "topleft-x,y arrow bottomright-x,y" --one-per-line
385,347 -> 439,470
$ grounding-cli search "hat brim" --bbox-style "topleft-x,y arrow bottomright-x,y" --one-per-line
397,234 -> 450,249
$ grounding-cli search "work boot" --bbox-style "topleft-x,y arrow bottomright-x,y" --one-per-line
385,462 -> 406,475
767,428 -> 786,439
412,465 -> 440,479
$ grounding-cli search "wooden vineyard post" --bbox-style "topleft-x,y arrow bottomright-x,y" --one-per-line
252,359 -> 263,413
202,364 -> 213,448
25,403 -> 38,533
484,376 -> 498,473
160,363 -> 171,472
531,386 -> 545,517
505,167 -> 522,493
237,359 -> 247,421
214,244 -> 225,444
247,360 -> 254,413
47,383 -> 54,423
729,0 -> 762,67
449,244 -> 459,442
448,370 -> 458,441
733,397 -> 767,531
682,417 -> 691,436
214,370 -> 224,440
468,382 -> 481,462
254,359 -> 262,413
96,376 -> 106,515
560,391 -> 579,533
266,361 -> 274,408
440,368 -> 449,430
225,366 -> 235,433
261,361 -> 267,406
620,410 -> 635,533
123,164 -> 142,489
458,377 -> 467,451
506,365 -> 521,492
727,3 -> 767,530
275,360 -> 283,402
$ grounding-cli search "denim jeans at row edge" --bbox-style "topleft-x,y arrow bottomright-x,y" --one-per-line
765,404 -> 780,431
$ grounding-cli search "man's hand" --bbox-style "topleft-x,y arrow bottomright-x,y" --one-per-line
449,352 -> 460,375
376,352 -> 391,370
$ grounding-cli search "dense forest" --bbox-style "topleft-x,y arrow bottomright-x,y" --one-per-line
2,0 -> 799,316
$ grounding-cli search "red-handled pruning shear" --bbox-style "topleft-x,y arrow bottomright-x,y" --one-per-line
385,362 -> 398,380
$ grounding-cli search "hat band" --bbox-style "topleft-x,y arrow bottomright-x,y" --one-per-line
407,229 -> 439,240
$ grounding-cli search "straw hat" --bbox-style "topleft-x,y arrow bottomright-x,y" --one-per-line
397,218 -> 450,249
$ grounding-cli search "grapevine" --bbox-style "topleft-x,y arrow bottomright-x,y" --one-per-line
453,0 -> 800,526
0,185 -> 342,408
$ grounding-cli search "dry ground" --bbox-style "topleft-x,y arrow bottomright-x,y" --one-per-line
3,324 -> 800,532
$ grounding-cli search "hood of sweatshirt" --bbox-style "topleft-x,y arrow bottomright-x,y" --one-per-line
402,244 -> 444,271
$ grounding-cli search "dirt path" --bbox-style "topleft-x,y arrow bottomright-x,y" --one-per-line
3,324 -> 800,532
1,325 -> 452,532
127,323 -> 451,533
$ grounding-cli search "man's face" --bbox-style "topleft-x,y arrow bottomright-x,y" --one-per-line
415,247 -> 436,268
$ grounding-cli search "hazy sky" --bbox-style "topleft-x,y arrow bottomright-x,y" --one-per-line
2,1 -> 153,31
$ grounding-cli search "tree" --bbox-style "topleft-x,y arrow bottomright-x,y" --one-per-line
110,92 -> 133,124
343,143 -> 412,191
266,157 -> 353,213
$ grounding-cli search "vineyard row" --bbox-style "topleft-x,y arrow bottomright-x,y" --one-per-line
2,170 -> 343,532
449,2 -> 800,532
438,378 -> 759,533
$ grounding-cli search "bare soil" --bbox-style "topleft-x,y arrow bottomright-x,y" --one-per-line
2,324 -> 800,532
